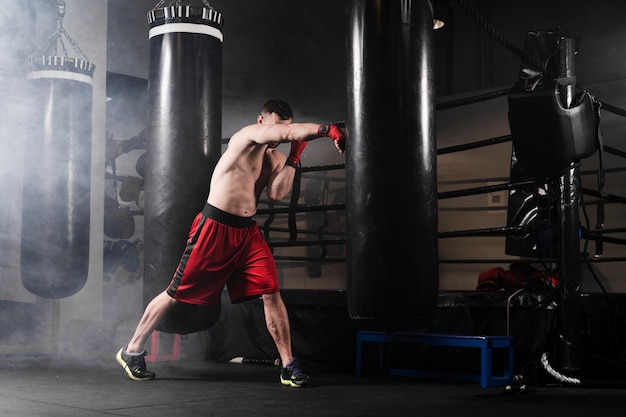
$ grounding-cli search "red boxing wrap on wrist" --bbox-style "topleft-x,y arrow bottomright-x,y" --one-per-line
319,124 -> 346,153
286,141 -> 307,168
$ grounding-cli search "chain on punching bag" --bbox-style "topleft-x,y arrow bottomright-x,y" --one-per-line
22,1 -> 95,298
144,2 -> 223,313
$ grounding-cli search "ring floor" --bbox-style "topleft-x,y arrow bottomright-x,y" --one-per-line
1,355 -> 625,417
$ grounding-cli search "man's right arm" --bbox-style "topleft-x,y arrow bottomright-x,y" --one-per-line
239,122 -> 345,153
253,123 -> 319,145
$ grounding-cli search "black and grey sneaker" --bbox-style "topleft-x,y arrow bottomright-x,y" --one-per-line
116,347 -> 156,381
280,357 -> 312,388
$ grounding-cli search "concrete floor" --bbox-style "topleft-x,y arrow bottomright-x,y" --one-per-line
1,355 -> 625,417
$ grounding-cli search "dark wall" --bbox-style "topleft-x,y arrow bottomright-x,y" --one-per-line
107,0 -> 626,130
218,0 -> 348,121
434,0 -> 626,95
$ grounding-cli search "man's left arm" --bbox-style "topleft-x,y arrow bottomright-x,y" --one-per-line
265,148 -> 299,201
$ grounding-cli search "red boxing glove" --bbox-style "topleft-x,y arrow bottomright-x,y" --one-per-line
476,267 -> 504,290
318,124 -> 345,153
285,141 -> 308,168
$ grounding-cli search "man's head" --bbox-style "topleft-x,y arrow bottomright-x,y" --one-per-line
258,99 -> 293,125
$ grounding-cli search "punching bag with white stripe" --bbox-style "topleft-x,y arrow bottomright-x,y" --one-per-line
144,4 -> 223,307
22,57 -> 95,298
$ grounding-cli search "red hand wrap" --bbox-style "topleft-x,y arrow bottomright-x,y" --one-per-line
285,141 -> 308,168
319,124 -> 346,153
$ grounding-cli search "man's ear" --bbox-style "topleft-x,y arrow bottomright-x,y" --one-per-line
257,114 -> 264,124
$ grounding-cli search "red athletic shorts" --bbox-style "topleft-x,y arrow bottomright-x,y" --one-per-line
166,204 -> 280,306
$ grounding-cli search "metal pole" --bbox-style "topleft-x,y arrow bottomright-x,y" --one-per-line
556,36 -> 584,373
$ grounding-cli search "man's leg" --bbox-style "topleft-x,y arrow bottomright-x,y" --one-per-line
127,290 -> 176,353
116,290 -> 176,380
262,292 -> 293,365
262,292 -> 311,387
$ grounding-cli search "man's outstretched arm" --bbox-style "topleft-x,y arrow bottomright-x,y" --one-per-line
239,122 -> 345,153
264,124 -> 346,200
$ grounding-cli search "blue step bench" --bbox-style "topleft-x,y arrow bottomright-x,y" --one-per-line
355,331 -> 514,388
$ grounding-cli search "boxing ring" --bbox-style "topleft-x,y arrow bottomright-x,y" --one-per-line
243,93 -> 626,386
242,3 -> 626,384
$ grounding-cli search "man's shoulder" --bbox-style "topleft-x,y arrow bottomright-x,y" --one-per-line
227,128 -> 255,147
228,124 -> 262,145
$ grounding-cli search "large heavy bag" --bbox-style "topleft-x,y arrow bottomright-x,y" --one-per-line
22,57 -> 95,298
143,4 -> 223,305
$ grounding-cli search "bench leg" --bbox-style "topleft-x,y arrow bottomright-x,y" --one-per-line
480,346 -> 491,388
356,337 -> 388,376
355,336 -> 363,377
377,342 -> 386,371
507,345 -> 515,380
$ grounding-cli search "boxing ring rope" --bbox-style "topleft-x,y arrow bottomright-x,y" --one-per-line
254,0 -> 626,270
256,163 -> 347,266
244,0 -> 626,279
252,94 -> 626,266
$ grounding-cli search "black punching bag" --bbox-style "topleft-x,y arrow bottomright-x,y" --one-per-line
144,5 -> 223,306
346,0 -> 439,330
22,57 -> 95,298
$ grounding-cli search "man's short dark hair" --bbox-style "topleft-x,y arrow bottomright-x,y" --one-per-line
262,99 -> 293,120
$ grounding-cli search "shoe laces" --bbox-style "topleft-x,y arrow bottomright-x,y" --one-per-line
126,351 -> 148,371
285,358 -> 307,378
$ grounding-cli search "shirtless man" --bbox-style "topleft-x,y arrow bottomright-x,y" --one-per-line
116,99 -> 345,387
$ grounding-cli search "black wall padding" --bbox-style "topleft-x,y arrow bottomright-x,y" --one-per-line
144,6 -> 223,305
22,61 -> 94,298
346,0 -> 439,330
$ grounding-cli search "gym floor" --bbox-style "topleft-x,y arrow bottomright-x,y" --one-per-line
1,355 -> 625,417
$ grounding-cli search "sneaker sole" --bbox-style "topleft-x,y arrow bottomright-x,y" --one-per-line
280,376 -> 311,388
115,348 -> 155,381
